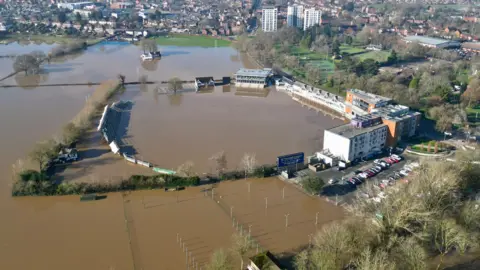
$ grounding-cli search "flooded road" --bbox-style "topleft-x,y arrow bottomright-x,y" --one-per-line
0,41 -> 344,269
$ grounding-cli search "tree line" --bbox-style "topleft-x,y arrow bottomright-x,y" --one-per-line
239,26 -> 480,133
294,151 -> 480,270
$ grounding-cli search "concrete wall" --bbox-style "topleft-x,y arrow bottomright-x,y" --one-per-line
235,82 -> 265,89
323,130 -> 351,161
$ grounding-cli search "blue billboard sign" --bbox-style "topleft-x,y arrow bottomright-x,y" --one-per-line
277,152 -> 304,167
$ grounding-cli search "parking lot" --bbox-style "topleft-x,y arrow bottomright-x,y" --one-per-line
314,154 -> 420,205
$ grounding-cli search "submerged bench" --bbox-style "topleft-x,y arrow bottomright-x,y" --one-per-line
80,193 -> 98,202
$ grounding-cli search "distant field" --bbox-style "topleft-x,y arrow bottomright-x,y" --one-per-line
155,34 -> 232,47
286,46 -> 335,81
290,46 -> 328,61
354,50 -> 391,62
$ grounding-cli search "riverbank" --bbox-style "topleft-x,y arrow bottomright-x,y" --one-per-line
0,34 -> 101,45
155,34 -> 232,47
11,80 -> 123,196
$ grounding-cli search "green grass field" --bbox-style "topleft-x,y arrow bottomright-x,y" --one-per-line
155,34 -> 232,47
466,106 -> 480,122
354,50 -> 391,62
340,45 -> 366,55
290,46 -> 328,61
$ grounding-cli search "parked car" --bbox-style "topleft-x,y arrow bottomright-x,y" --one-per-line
391,154 -> 402,160
384,158 -> 394,164
328,178 -> 339,184
358,173 -> 368,179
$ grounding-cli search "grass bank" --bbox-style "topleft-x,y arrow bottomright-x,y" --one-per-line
155,34 -> 232,47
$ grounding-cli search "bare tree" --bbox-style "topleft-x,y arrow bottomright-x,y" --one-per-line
29,139 -> 58,170
240,153 -> 256,179
30,50 -> 46,64
231,232 -> 253,270
167,77 -> 183,94
390,238 -> 427,270
13,54 -> 41,75
430,218 -> 472,269
354,248 -> 395,270
62,122 -> 81,146
206,249 -> 233,270
435,115 -> 453,133
176,161 -> 195,177
117,74 -> 126,86
209,151 -> 227,177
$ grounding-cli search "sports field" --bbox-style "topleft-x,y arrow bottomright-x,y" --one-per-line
155,34 -> 232,47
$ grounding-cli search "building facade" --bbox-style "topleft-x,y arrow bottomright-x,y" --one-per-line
403,35 -> 460,49
372,105 -> 421,146
235,68 -> 272,88
262,7 -> 278,32
324,118 -> 387,162
344,89 -> 392,118
287,5 -> 303,28
303,8 -> 321,31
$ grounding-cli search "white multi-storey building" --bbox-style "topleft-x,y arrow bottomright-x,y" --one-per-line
303,8 -> 322,31
262,7 -> 278,32
287,5 -> 304,28
323,115 -> 387,162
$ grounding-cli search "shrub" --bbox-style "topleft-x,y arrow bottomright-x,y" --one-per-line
18,170 -> 49,182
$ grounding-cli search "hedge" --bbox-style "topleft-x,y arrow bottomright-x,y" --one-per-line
12,164 -> 277,197
12,173 -> 200,196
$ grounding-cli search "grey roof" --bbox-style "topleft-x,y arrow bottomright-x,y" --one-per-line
462,42 -> 480,50
372,105 -> 421,122
328,123 -> 386,139
404,35 -> 459,46
235,68 -> 272,78
348,89 -> 391,105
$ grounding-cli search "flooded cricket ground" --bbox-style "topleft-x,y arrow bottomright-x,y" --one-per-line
0,41 -> 344,269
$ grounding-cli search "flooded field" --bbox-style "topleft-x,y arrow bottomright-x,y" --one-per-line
212,178 -> 344,254
0,41 -> 344,269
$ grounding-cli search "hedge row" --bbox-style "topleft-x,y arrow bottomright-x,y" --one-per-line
12,172 -> 200,196
216,165 -> 278,181
12,165 -> 277,196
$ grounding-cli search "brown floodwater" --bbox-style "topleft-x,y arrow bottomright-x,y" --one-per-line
0,41 -> 344,269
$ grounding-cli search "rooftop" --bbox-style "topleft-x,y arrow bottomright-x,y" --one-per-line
404,35 -> 458,46
348,89 -> 391,105
235,68 -> 272,78
328,122 -> 386,139
462,42 -> 480,50
372,104 -> 421,122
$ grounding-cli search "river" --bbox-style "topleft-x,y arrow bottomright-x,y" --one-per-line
0,41 -> 344,269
